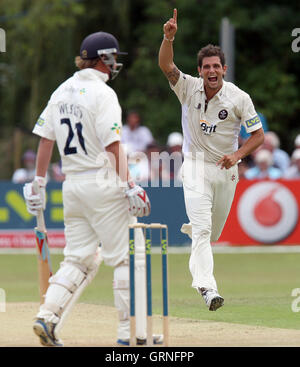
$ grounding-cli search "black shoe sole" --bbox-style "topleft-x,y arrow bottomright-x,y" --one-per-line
209,296 -> 224,311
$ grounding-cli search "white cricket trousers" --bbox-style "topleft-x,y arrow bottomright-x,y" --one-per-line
182,158 -> 238,291
62,173 -> 146,340
63,173 -> 132,268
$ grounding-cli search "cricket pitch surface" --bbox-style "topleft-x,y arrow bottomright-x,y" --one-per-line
1,302 -> 300,347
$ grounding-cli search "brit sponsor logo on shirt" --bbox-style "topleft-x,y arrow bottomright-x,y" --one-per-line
245,115 -> 261,128
200,120 -> 217,135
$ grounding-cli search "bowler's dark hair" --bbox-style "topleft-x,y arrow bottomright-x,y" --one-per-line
197,44 -> 226,68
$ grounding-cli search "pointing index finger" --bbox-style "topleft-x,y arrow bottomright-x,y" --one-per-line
173,8 -> 177,23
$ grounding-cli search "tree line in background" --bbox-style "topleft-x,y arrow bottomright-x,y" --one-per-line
0,0 -> 299,178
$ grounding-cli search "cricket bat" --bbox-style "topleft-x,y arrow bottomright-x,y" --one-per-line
32,181 -> 53,304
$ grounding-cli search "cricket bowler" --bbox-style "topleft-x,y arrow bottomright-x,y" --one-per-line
159,9 -> 264,310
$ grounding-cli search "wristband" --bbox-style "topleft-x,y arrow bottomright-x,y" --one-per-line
34,176 -> 47,187
163,34 -> 175,42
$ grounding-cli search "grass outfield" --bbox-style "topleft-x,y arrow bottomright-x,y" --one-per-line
1,252 -> 299,330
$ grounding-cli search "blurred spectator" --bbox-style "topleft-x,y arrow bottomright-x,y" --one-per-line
128,151 -> 149,183
294,134 -> 300,149
238,160 -> 250,179
262,131 -> 290,173
283,149 -> 300,179
50,160 -> 65,182
12,150 -> 36,183
167,132 -> 183,153
146,142 -> 169,183
128,142 -> 169,184
121,111 -> 154,154
166,132 -> 184,181
244,149 -> 282,179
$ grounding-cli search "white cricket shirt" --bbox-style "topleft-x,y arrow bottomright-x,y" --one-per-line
121,125 -> 154,153
33,69 -> 122,175
171,72 -> 262,163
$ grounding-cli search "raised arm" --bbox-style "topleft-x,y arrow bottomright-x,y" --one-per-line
158,8 -> 180,86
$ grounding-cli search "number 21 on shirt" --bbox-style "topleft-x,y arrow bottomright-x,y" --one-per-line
61,118 -> 88,156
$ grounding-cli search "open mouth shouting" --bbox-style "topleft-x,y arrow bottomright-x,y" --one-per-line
208,76 -> 218,84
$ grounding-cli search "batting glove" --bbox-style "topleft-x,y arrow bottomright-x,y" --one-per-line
23,176 -> 46,216
125,181 -> 151,217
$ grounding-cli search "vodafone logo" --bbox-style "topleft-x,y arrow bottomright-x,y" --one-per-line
237,182 -> 298,243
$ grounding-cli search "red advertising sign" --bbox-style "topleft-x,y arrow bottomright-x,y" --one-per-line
219,179 -> 300,245
0,230 -> 65,248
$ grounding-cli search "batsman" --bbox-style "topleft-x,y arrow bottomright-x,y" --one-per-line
23,31 -> 161,346
159,9 -> 264,310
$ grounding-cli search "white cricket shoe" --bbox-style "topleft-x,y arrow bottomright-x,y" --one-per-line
33,318 -> 63,347
200,288 -> 224,311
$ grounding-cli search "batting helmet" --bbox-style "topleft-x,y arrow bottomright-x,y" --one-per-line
80,32 -> 127,80
80,31 -> 127,60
